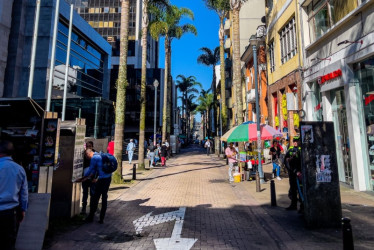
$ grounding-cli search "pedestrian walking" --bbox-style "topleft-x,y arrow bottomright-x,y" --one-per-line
81,141 -> 95,215
284,137 -> 303,212
154,144 -> 161,165
147,144 -> 156,167
107,137 -> 114,155
0,140 -> 28,250
204,139 -> 211,156
225,142 -> 237,183
269,140 -> 284,180
165,140 -> 171,159
126,139 -> 136,164
160,142 -> 168,166
79,149 -> 112,224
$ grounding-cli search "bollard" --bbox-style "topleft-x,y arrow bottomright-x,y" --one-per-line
132,164 -> 136,180
342,217 -> 354,250
256,171 -> 260,192
270,180 -> 277,206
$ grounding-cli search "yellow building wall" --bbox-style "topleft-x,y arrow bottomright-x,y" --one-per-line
266,0 -> 303,85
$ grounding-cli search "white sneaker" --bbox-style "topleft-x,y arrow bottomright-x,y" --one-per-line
276,176 -> 282,181
272,173 -> 275,179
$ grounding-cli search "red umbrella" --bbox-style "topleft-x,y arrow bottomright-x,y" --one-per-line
248,123 -> 283,141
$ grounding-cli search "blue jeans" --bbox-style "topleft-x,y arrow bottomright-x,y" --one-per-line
272,162 -> 281,177
128,151 -> 134,163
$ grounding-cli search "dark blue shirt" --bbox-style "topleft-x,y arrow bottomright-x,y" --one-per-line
0,157 -> 28,211
84,152 -> 111,179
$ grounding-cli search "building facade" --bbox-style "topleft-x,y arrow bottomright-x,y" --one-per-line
1,0 -> 113,137
266,0 -> 303,142
69,0 -> 168,138
0,0 -> 14,97
224,0 -> 265,129
300,0 -> 374,191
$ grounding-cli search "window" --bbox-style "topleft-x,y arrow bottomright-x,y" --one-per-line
269,41 -> 275,72
307,0 -> 358,42
279,17 -> 297,64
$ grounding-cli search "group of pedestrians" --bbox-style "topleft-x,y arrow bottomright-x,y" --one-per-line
146,140 -> 169,167
223,137 -> 303,212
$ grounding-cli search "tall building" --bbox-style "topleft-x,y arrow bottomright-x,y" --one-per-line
1,0 -> 113,137
224,1 -> 265,129
69,0 -> 166,138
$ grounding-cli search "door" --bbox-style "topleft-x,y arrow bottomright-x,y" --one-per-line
332,89 -> 353,186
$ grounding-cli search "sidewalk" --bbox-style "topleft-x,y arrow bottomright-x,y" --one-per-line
211,154 -> 374,249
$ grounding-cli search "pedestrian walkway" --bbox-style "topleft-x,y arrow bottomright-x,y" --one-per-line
45,145 -> 374,249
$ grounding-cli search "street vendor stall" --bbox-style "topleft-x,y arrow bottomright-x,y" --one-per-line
221,121 -> 282,181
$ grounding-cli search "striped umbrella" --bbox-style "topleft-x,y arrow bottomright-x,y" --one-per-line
221,121 -> 282,142
221,121 -> 254,142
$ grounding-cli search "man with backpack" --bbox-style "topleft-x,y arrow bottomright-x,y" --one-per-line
79,148 -> 114,224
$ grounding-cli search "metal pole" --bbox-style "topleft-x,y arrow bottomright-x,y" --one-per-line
219,99 -> 223,154
62,4 -> 74,121
94,99 -> 99,139
253,44 -> 264,184
154,85 -> 157,146
28,0 -> 41,98
46,0 -> 61,111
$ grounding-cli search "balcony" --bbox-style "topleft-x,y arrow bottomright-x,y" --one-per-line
224,38 -> 231,52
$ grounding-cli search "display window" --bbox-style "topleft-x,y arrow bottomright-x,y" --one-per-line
354,56 -> 374,190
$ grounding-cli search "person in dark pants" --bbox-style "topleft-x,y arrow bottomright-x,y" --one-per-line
204,139 -> 211,156
0,140 -> 28,250
78,149 -> 112,224
81,141 -> 95,215
284,137 -> 302,211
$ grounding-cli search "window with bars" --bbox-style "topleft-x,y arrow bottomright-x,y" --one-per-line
279,17 -> 297,64
269,41 -> 275,72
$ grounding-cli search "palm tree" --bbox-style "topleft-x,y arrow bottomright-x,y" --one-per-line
231,0 -> 248,151
203,0 -> 230,131
197,46 -> 220,135
138,0 -> 169,169
176,75 -> 202,136
149,5 -> 197,143
113,0 -> 130,183
196,93 -> 214,137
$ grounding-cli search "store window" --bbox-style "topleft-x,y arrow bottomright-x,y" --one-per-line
309,81 -> 323,121
307,0 -> 358,42
279,17 -> 297,64
354,57 -> 374,189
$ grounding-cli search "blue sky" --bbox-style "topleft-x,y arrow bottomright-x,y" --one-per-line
158,0 -> 220,96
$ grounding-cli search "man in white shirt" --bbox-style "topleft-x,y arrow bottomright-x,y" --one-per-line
204,139 -> 211,156
126,139 -> 136,164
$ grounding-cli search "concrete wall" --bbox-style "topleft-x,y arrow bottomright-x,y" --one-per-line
239,0 -> 265,57
0,0 -> 14,97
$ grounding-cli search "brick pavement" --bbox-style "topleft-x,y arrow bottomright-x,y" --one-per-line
45,145 -> 374,249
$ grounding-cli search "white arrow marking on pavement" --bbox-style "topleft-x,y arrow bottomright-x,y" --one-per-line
133,207 -> 198,250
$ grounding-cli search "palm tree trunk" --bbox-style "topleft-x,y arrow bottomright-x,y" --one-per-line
167,41 -> 172,139
212,65 -> 217,136
162,36 -> 169,143
232,4 -> 244,151
219,17 -> 227,132
113,0 -> 130,183
138,0 -> 149,169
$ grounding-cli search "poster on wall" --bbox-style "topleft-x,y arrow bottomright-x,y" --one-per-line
71,125 -> 86,182
316,155 -> 332,183
301,125 -> 314,143
40,118 -> 60,168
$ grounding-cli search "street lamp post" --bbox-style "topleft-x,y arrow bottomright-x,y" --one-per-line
219,99 -> 223,154
153,79 -> 159,146
249,35 -> 265,184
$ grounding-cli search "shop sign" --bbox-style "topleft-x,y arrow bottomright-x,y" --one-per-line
318,69 -> 342,85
